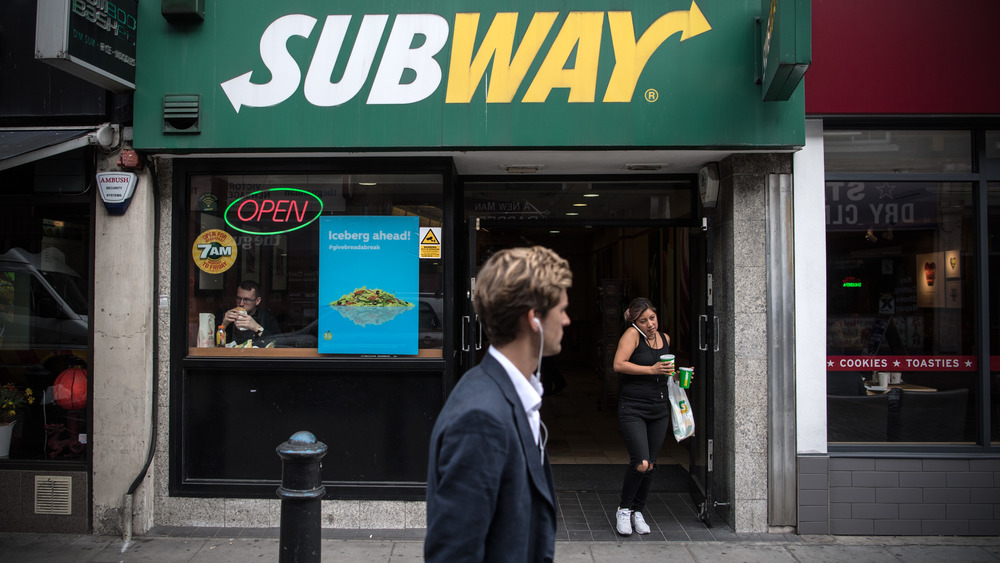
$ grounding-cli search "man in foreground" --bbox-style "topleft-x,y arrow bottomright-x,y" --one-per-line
425,246 -> 572,563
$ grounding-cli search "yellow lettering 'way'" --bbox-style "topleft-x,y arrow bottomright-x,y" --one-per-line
445,1 -> 711,104
447,12 -> 557,103
522,11 -> 604,103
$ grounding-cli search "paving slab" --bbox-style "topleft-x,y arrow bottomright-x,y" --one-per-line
786,544 -> 898,563
883,545 -> 1000,563
89,537 -> 213,563
684,543 -> 797,563
590,541 -> 696,561
0,533 -> 116,563
554,542 -> 598,562
386,540 -> 424,561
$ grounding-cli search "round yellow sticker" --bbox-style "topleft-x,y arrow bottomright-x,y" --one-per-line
192,229 -> 238,274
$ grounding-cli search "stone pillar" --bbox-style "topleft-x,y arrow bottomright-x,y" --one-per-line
92,147 -> 157,535
713,154 -> 792,532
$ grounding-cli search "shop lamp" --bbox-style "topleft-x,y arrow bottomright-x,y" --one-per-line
698,163 -> 720,208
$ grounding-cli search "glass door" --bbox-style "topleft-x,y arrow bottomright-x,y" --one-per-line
688,217 -> 717,525
459,217 -> 483,372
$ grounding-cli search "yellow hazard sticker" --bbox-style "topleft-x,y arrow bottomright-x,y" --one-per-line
419,227 -> 441,259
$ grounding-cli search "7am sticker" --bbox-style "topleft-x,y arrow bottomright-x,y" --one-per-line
192,229 -> 238,274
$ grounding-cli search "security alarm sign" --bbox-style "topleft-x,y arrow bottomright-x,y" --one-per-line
96,171 -> 138,215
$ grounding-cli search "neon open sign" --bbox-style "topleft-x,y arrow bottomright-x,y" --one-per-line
224,188 -> 324,235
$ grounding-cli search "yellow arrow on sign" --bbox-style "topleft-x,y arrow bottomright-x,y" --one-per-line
603,1 -> 712,102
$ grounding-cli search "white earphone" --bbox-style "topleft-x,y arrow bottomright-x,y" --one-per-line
533,317 -> 544,379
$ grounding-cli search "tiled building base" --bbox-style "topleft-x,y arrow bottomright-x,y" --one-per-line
798,455 -> 1000,536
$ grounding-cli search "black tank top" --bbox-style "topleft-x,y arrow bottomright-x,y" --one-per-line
619,332 -> 671,406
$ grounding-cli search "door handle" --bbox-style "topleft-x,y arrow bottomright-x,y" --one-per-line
713,315 -> 720,352
474,314 -> 482,350
699,314 -> 708,351
461,316 -> 470,352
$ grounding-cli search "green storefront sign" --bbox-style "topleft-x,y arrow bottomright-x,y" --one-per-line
134,0 -> 807,151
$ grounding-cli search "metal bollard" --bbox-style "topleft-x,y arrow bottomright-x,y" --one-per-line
276,431 -> 328,563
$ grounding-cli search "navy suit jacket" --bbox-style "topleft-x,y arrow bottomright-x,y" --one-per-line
425,353 -> 557,563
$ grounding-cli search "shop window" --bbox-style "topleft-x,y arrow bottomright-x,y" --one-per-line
826,181 -> 977,444
464,180 -> 693,220
187,172 -> 444,358
0,194 -> 91,461
824,130 -> 972,174
988,131 -> 1000,161
990,184 -> 1000,442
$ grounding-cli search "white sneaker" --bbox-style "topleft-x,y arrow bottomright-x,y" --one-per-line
632,511 -> 651,534
615,507 -> 632,535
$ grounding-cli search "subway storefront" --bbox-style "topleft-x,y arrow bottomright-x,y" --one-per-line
110,0 -> 810,534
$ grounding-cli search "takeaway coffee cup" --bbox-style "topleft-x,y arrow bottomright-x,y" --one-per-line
659,354 -> 675,374
889,372 -> 903,385
235,307 -> 248,331
679,367 -> 694,389
876,371 -> 890,388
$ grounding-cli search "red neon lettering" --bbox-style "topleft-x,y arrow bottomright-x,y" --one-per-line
274,200 -> 288,222
233,198 -> 312,225
290,200 -> 308,223
237,200 -> 259,221
258,199 -> 276,219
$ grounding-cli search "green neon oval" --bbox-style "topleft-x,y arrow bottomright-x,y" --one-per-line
224,188 -> 324,235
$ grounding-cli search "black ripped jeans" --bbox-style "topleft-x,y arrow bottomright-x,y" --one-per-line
618,402 -> 671,512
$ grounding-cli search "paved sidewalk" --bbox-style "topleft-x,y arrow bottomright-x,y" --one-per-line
3,531 -> 1000,562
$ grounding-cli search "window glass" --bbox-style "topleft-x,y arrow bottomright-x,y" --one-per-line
187,173 -> 444,358
464,181 -> 693,220
0,201 -> 91,461
990,184 -> 1000,442
987,131 -> 1000,161
826,181 -> 976,443
824,130 -> 972,174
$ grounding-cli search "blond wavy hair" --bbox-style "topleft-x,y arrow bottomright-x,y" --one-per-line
474,246 -> 572,347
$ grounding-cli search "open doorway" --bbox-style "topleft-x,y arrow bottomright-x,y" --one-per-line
470,221 -> 694,491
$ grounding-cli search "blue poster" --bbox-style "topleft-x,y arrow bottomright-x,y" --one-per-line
318,216 -> 419,355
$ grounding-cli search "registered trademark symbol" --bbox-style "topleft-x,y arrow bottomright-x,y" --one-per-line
645,89 -> 658,102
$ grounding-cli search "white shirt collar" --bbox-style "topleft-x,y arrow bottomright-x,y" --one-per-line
488,346 -> 544,445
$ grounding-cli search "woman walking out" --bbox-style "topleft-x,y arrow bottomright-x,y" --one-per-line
611,297 -> 674,535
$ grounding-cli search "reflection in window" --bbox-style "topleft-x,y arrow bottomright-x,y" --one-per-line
824,130 -> 972,174
987,132 -> 1000,161
187,173 -> 444,357
0,201 -> 91,461
464,181 -> 693,220
990,184 -> 1000,442
826,181 -> 976,443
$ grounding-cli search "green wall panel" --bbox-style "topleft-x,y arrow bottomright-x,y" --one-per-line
134,0 -> 805,150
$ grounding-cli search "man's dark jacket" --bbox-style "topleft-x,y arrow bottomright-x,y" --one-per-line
425,352 -> 557,562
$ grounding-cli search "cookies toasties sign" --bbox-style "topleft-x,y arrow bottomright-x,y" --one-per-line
134,1 -> 808,150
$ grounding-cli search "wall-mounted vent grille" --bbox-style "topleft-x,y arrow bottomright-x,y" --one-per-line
163,94 -> 201,134
35,475 -> 72,515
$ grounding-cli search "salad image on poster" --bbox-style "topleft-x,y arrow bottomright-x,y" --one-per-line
319,216 -> 419,354
331,287 -> 414,326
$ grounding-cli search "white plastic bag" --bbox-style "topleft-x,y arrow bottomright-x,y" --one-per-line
668,377 -> 695,442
